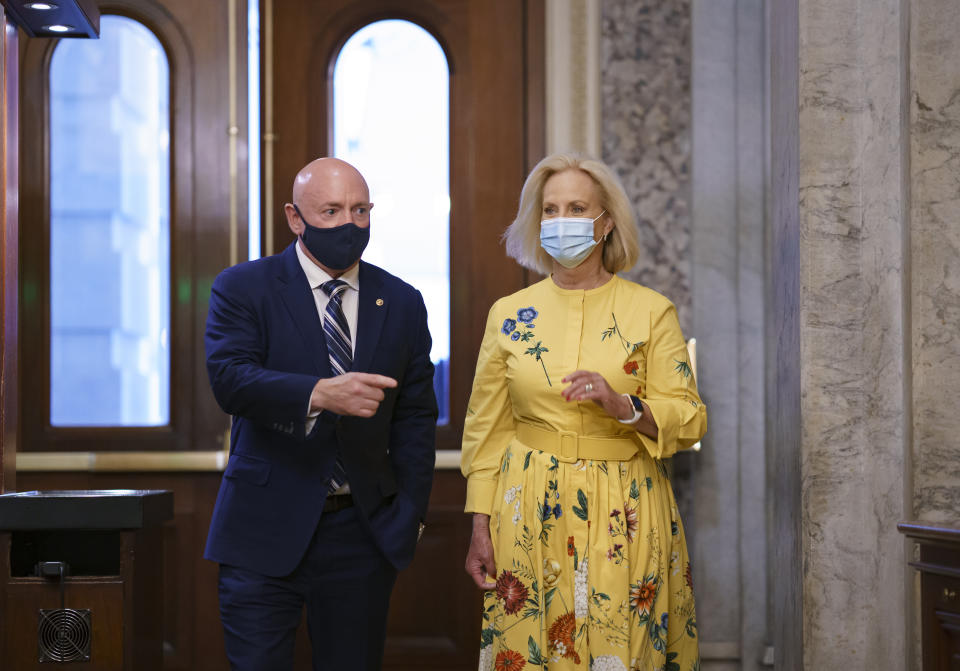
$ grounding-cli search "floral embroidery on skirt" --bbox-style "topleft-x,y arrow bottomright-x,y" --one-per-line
478,447 -> 699,671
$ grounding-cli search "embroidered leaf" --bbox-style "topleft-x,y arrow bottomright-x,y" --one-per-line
572,489 -> 588,521
520,330 -> 535,342
591,588 -> 611,601
479,626 -> 501,648
645,476 -> 653,490
527,636 -> 545,666
548,456 -> 559,472
544,587 -> 557,612
539,522 -> 554,545
523,341 -> 552,386
527,581 -> 539,605
573,547 -> 579,571
665,651 -> 681,671
523,450 -> 532,470
685,616 -> 697,638
674,359 -> 692,378
525,342 -> 549,359
631,341 -> 644,354
630,479 -> 641,500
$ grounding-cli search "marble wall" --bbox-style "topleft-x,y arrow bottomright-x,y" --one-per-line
787,0 -> 912,668
910,0 -> 960,528
601,0 -> 693,330
691,1 -> 768,669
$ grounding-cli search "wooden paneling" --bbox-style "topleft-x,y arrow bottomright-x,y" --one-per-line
0,13 -> 17,493
17,469 -> 479,671
18,0 -> 240,454
1,526 -> 166,670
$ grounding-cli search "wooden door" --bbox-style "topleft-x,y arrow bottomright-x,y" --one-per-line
266,0 -> 543,450
17,1 -> 246,668
266,1 -> 543,668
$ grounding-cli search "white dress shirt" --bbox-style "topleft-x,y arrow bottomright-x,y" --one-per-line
296,241 -> 360,445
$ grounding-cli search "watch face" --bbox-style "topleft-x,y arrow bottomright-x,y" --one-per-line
629,395 -> 643,411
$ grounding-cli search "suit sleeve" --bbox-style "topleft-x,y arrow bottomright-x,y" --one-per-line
387,291 -> 439,521
636,300 -> 708,459
205,268 -> 319,430
460,302 -> 515,515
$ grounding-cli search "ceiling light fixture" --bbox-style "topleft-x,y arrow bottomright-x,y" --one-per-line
43,24 -> 74,33
24,2 -> 59,9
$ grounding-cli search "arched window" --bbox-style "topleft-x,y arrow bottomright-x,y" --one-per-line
48,16 -> 170,426
332,20 -> 450,424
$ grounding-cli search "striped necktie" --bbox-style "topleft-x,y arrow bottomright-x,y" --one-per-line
320,279 -> 351,493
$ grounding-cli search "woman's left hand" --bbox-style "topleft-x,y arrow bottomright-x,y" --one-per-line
561,370 -> 633,421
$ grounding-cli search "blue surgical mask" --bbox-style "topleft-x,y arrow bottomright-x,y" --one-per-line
539,210 -> 607,268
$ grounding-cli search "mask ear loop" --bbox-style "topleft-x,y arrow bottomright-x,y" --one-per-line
597,210 -> 610,242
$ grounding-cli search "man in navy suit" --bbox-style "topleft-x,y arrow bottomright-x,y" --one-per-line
204,157 -> 438,670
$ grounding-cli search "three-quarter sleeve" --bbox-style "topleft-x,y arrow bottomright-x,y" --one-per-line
637,301 -> 708,459
461,302 -> 516,515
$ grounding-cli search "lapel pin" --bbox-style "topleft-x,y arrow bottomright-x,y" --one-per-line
376,298 -> 384,306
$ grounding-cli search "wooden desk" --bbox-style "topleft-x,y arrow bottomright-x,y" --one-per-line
899,522 -> 960,670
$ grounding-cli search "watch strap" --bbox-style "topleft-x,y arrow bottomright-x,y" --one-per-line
617,393 -> 643,424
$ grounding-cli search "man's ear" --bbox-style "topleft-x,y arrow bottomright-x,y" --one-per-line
284,203 -> 303,236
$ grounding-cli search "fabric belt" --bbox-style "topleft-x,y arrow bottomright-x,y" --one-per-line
516,422 -> 640,463
323,493 -> 354,513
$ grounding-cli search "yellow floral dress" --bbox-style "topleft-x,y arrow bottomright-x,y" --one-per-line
461,275 -> 706,671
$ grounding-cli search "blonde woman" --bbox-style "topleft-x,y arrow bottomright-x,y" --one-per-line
461,154 -> 706,671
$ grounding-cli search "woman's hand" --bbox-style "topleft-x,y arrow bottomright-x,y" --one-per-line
465,513 -> 497,590
561,370 -> 633,420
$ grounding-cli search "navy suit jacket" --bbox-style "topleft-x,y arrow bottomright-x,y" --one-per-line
203,243 -> 438,577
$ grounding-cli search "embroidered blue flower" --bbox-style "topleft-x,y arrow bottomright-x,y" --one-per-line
552,504 -> 562,518
540,494 -> 553,521
517,306 -> 539,324
501,318 -> 517,335
661,612 -> 669,630
510,331 -> 521,341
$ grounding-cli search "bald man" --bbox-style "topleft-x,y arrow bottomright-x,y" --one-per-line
204,158 -> 438,670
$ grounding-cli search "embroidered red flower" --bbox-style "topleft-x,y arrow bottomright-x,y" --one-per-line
624,504 -> 639,542
685,562 -> 694,589
635,385 -> 643,395
494,649 -> 526,671
567,536 -> 575,556
495,571 -> 529,616
547,612 -> 581,664
623,361 -> 639,375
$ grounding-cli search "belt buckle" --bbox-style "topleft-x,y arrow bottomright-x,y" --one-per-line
557,430 -> 578,463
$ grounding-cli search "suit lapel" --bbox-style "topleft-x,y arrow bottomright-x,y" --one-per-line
353,262 -> 387,373
275,243 -> 332,377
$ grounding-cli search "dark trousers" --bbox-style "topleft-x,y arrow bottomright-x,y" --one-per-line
218,506 -> 398,670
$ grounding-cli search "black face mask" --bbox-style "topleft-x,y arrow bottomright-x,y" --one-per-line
293,204 -> 370,271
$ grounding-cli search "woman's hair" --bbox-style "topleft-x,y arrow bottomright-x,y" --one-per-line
503,153 -> 640,275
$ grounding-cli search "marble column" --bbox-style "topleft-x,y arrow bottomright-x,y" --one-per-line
774,0 -> 912,667
910,0 -> 960,529
691,1 -> 768,668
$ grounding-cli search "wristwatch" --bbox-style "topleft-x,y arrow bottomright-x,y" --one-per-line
617,394 -> 644,424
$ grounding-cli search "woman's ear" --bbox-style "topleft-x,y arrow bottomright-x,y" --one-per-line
602,215 -> 615,237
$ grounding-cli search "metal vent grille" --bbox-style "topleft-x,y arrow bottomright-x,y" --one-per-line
38,609 -> 91,663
